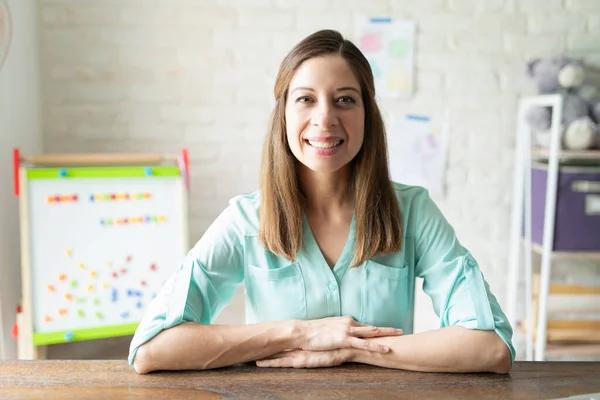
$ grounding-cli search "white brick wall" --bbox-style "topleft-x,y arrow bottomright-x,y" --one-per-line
36,0 -> 600,355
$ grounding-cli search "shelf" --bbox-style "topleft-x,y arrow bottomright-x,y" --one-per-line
546,343 -> 600,357
531,147 -> 600,162
530,242 -> 600,261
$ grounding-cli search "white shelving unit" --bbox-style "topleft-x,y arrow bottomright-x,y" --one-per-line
507,94 -> 600,361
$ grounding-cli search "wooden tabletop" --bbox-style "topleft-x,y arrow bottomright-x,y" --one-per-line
1,360 -> 599,399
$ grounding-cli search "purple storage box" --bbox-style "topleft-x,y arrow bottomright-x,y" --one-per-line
531,162 -> 600,251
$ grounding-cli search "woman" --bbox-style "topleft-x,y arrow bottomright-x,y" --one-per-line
129,29 -> 514,374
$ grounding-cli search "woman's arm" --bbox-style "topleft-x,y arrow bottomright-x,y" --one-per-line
133,321 -> 301,373
134,316 -> 403,373
349,326 -> 511,374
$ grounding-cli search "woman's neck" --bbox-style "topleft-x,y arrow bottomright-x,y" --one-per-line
299,164 -> 354,218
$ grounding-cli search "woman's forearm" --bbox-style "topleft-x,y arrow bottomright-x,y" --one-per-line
134,321 -> 302,373
348,326 -> 511,374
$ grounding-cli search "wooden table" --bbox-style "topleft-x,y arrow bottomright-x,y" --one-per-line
1,360 -> 599,399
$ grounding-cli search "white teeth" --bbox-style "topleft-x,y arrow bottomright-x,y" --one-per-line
307,140 -> 341,149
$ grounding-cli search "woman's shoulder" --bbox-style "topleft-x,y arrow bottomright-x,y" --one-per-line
224,189 -> 261,235
390,181 -> 430,204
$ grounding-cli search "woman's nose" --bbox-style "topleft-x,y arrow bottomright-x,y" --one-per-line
311,103 -> 338,129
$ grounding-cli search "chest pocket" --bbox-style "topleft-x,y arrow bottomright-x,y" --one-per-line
245,262 -> 308,322
360,237 -> 414,329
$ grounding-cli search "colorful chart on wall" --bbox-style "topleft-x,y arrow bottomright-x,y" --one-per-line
354,17 -> 416,100
0,0 -> 12,71
25,166 -> 188,345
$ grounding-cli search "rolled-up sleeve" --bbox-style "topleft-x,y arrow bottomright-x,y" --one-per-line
127,204 -> 245,366
414,190 -> 515,364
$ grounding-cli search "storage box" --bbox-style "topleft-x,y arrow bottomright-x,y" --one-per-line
531,162 -> 600,251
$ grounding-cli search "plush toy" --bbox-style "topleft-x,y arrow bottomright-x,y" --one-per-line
524,57 -> 600,150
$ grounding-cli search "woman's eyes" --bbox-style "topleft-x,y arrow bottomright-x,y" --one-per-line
295,96 -> 356,104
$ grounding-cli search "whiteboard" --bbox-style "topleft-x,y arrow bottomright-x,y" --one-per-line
26,168 -> 187,340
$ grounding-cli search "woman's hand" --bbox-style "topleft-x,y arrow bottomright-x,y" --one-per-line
256,349 -> 352,369
296,316 -> 403,353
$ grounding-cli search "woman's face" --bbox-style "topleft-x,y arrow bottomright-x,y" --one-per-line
285,55 -> 365,174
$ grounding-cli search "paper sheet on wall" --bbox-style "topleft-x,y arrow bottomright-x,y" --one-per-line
387,113 -> 449,197
354,17 -> 415,99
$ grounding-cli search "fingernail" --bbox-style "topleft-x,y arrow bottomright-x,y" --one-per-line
383,346 -> 390,352
396,329 -> 403,333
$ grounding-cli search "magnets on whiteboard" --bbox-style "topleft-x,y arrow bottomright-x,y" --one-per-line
100,219 -> 105,226
106,260 -> 112,267
136,301 -> 143,309
59,169 -> 67,178
72,194 -> 78,202
87,284 -> 95,292
159,215 -> 166,222
144,167 -> 153,176
150,263 -> 157,271
58,308 -> 68,316
90,270 -> 97,278
127,289 -> 133,297
70,280 -> 78,288
78,263 -> 86,270
151,293 -> 157,299
64,331 -> 74,341
47,195 -> 54,203
110,193 -> 116,200
96,312 -> 103,319
145,215 -> 152,223
123,218 -> 129,224
11,323 -> 18,339
126,255 -> 132,263
59,273 -> 67,281
120,268 -> 127,275
144,192 -> 152,199
65,293 -> 73,301
89,194 -> 95,202
125,193 -> 130,200
111,288 -> 118,302
121,312 -> 129,319
112,272 -> 118,278
77,310 -> 85,317
54,195 -> 61,202
65,249 -> 72,258
47,284 -> 55,293
103,283 -> 111,289
103,194 -> 110,201
141,280 -> 146,287
95,194 -> 102,201
44,315 -> 53,323
76,297 -> 86,304
94,298 -> 100,305
152,215 -> 158,223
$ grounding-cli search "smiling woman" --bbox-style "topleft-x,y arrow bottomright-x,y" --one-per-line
128,29 -> 514,375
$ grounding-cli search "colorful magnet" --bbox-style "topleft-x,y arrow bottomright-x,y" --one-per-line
96,312 -> 103,319
110,193 -> 116,200
47,195 -> 55,203
151,293 -> 157,299
111,288 -> 118,302
65,293 -> 73,301
59,273 -> 67,281
89,194 -> 95,202
103,283 -> 111,289
58,308 -> 68,316
159,215 -> 167,222
65,249 -> 72,258
143,193 -> 152,199
150,264 -> 157,271
59,169 -> 67,178
90,270 -> 97,278
126,256 -> 132,263
87,284 -> 95,292
47,284 -> 55,293
44,315 -> 53,323
112,272 -> 118,278
72,194 -> 78,201
120,268 -> 127,274
121,312 -> 129,319
144,167 -> 153,176
78,263 -> 86,270
136,301 -> 143,309
106,260 -> 112,267
64,331 -> 74,341
141,281 -> 146,287
93,298 -> 100,305
77,310 -> 85,317
76,297 -> 86,304
70,280 -> 78,288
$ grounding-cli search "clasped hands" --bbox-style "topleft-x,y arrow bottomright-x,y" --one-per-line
256,316 -> 403,369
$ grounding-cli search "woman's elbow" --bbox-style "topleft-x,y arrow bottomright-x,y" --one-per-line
491,343 -> 512,374
132,344 -> 153,374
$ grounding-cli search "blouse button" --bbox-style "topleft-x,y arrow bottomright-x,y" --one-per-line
328,282 -> 338,291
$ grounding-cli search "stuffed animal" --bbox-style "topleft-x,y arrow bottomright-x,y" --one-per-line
525,57 -> 600,150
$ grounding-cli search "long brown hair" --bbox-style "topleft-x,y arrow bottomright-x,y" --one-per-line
259,29 -> 402,267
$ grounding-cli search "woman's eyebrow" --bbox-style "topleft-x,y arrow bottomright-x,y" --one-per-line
289,86 -> 360,94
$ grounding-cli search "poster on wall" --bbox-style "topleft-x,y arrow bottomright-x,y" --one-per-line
0,0 -> 12,72
387,112 -> 450,198
354,17 -> 416,100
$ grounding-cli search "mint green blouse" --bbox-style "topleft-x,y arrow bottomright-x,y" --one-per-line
128,182 -> 515,366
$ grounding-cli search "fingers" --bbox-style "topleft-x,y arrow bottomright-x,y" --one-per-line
348,325 -> 403,338
349,337 -> 390,353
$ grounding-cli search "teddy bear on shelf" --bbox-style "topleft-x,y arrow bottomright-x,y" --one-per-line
525,57 -> 600,150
